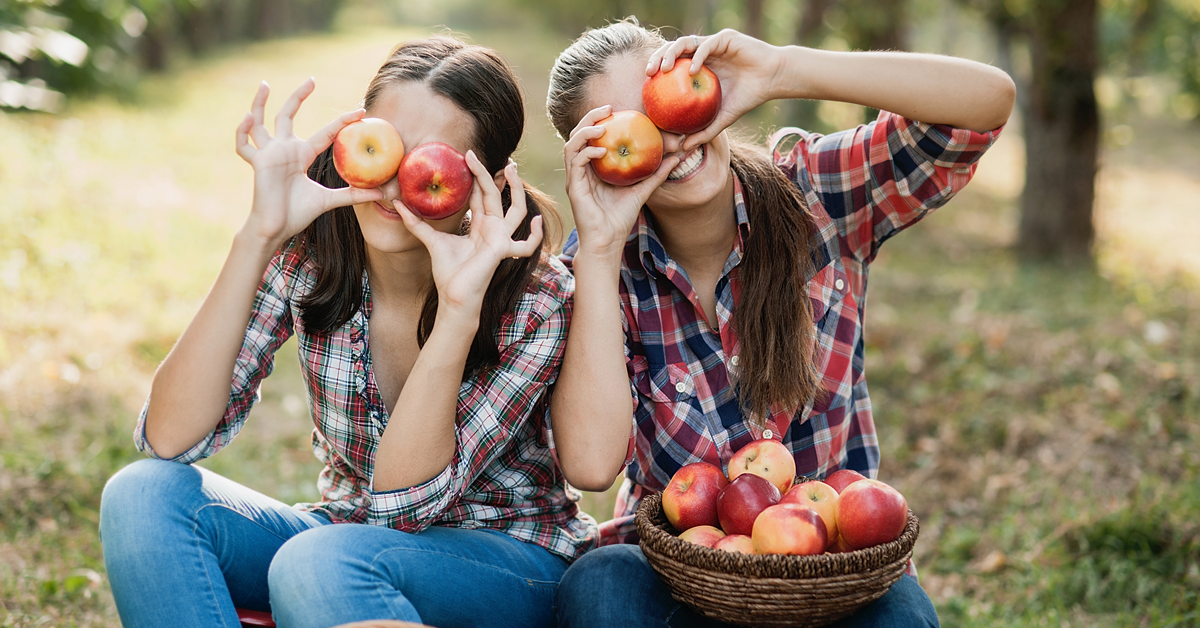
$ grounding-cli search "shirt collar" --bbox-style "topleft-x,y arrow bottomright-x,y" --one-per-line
634,171 -> 753,279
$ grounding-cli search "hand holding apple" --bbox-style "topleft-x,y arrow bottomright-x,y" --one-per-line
644,31 -> 789,153
642,57 -> 722,135
397,142 -> 473,220
234,79 -> 384,245
332,117 -> 405,189
663,462 -> 729,531
587,110 -> 664,187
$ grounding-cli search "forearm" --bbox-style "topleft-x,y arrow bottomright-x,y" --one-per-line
774,47 -> 1015,133
144,229 -> 282,458
550,251 -> 634,491
371,307 -> 476,491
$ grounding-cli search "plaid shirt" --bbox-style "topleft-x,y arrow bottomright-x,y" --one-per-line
560,111 -> 1001,545
135,242 -> 596,562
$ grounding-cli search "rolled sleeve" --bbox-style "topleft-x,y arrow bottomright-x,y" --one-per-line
772,111 -> 1002,263
132,248 -> 296,463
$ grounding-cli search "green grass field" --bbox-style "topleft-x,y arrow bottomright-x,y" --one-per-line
1,13 -> 1198,628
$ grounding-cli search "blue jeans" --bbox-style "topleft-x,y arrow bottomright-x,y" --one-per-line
556,543 -> 940,628
100,459 -> 567,628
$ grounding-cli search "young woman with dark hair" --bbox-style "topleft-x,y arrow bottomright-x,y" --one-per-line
98,37 -> 592,628
544,21 -> 1015,627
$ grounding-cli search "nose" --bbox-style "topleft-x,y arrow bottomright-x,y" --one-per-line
660,130 -> 686,155
377,176 -> 401,207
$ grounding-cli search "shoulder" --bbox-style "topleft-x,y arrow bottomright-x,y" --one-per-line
263,237 -> 318,297
495,254 -> 574,348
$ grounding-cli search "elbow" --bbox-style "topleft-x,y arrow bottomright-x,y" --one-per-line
984,68 -> 1017,131
564,468 -> 620,493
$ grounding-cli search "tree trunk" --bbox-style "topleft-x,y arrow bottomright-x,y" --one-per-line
743,0 -> 765,41
785,0 -> 832,131
1018,0 -> 1099,263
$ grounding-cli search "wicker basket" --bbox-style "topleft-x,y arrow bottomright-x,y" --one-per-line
636,491 -> 919,627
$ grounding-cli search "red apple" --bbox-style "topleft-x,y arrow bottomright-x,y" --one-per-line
781,480 -> 839,547
396,142 -> 473,220
837,479 -> 908,550
712,534 -> 755,555
824,469 -> 867,494
332,118 -> 405,189
752,503 -> 828,556
642,57 -> 722,135
716,473 -> 781,537
662,462 -> 729,531
677,524 -> 725,548
727,439 -> 796,494
587,110 -> 663,186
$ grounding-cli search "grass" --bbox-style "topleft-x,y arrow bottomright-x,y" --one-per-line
2,9 -> 1199,628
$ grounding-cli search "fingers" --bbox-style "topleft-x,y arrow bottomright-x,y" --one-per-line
393,202 -> 440,247
508,215 -> 543,259
682,112 -> 735,152
248,81 -> 272,149
327,185 -> 384,210
630,153 -> 682,198
568,105 -> 613,141
275,78 -> 315,139
502,162 -> 528,230
235,112 -> 256,162
309,108 -> 368,155
647,34 -> 703,76
465,150 -> 502,219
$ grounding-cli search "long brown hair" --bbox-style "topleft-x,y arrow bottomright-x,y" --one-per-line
546,20 -> 819,423
301,37 -> 561,376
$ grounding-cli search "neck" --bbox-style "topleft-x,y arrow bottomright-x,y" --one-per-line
647,174 -> 738,271
364,246 -> 434,306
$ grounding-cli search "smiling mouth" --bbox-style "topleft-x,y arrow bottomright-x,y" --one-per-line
667,145 -> 704,181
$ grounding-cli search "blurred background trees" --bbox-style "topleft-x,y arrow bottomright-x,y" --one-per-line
3,0 -> 1197,261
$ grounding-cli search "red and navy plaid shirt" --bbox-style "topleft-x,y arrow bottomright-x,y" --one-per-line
135,241 -> 596,562
559,111 -> 1001,545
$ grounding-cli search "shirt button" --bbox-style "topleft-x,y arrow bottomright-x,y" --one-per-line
730,355 -> 740,366
675,382 -> 687,393
835,278 -> 845,291
762,429 -> 774,440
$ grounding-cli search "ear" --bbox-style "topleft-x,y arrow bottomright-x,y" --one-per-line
492,169 -> 508,193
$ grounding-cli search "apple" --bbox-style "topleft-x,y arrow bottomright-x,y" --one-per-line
716,473 -> 781,537
824,468 -> 867,494
727,439 -> 796,494
837,478 -> 908,550
712,534 -> 755,555
752,503 -> 828,556
642,57 -> 722,135
587,110 -> 663,186
828,534 -> 855,554
396,142 -> 473,220
332,118 -> 405,189
677,524 -> 725,548
662,462 -> 729,531
781,480 -> 839,547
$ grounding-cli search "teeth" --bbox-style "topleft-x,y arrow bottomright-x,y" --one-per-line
667,146 -> 704,180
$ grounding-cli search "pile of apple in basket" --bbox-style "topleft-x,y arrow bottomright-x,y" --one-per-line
662,439 -> 908,556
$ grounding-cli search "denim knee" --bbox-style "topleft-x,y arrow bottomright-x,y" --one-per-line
100,459 -> 196,539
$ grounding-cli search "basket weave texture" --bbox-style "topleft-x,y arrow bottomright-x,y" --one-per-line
636,491 -> 919,627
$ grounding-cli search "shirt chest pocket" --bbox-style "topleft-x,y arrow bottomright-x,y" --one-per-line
630,356 -> 696,405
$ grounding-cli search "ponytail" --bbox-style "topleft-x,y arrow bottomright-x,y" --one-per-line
728,137 -> 821,424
